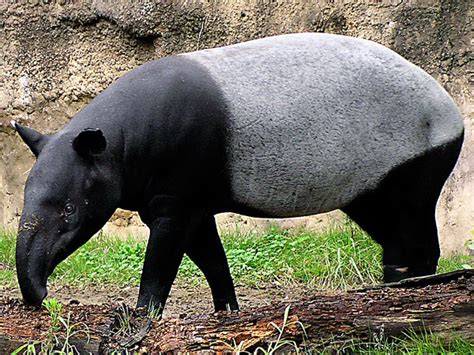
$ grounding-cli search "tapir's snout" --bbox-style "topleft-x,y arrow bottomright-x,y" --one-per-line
20,279 -> 48,307
16,225 -> 52,307
16,256 -> 49,307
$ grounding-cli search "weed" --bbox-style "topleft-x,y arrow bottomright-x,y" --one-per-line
255,305 -> 308,354
113,304 -> 136,338
11,341 -> 40,355
52,313 -> 90,354
222,305 -> 308,354
437,254 -> 473,274
146,301 -> 163,320
43,298 -> 63,332
111,304 -> 154,349
321,326 -> 474,354
43,298 -> 89,354
218,225 -> 384,289
13,298 -> 89,354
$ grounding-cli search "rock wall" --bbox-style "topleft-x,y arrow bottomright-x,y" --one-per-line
0,0 -> 472,254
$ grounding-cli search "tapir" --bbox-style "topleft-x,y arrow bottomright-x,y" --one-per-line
13,33 -> 464,313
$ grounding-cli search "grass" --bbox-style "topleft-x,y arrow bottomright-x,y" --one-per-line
179,223 -> 384,288
0,224 -> 472,289
0,229 -> 16,287
323,329 -> 474,354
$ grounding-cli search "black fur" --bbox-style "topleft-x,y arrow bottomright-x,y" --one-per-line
343,133 -> 464,282
15,57 -> 237,310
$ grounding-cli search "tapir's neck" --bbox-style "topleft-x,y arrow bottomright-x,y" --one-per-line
65,115 -> 154,211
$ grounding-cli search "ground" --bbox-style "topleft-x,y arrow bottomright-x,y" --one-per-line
1,282 -> 311,319
0,281 -> 315,353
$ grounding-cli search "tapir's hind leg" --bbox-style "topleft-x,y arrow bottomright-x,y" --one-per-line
343,191 -> 439,283
343,135 -> 463,283
186,216 -> 239,311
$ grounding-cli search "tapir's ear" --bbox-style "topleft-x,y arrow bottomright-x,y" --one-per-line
72,128 -> 107,156
11,120 -> 49,158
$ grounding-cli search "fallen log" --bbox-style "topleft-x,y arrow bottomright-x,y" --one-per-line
116,270 -> 474,352
1,270 -> 473,353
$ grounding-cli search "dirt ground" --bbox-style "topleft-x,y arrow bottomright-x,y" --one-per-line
0,281 -> 313,352
0,282 -> 311,319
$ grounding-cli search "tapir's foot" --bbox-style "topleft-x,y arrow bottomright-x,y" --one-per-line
383,263 -> 437,283
213,297 -> 240,312
383,265 -> 411,283
136,294 -> 165,318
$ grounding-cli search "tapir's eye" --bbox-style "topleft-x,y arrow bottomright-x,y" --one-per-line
64,203 -> 76,215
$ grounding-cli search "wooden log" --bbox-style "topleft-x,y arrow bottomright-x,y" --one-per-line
1,270 -> 473,353
118,270 -> 474,352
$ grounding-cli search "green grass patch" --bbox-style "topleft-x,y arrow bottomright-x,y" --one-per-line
1,226 -> 472,289
0,229 -> 16,287
324,329 -> 474,354
180,224 -> 385,289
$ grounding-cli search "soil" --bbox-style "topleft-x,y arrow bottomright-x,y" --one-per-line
0,281 -> 312,318
0,281 -> 313,353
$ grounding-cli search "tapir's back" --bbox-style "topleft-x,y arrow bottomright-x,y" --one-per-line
182,33 -> 464,217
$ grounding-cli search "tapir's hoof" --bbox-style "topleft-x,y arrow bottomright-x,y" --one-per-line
383,265 -> 410,283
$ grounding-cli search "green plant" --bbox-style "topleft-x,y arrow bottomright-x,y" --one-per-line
219,225 -> 384,289
44,298 -> 89,354
52,313 -> 90,354
13,298 -> 89,355
437,254 -> 473,274
146,302 -> 163,320
43,298 -> 63,332
0,229 -> 16,287
255,305 -> 308,354
1,226 -> 472,289
324,327 -> 474,354
11,341 -> 41,355
113,304 -> 135,338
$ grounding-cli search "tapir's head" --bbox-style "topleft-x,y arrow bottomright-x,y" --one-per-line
12,121 -> 121,307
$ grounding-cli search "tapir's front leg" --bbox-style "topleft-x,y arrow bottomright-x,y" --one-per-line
136,216 -> 186,311
137,196 -> 202,312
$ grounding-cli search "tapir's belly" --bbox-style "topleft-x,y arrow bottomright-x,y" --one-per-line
227,132 -> 386,217
184,33 -> 463,217
225,111 -> 402,217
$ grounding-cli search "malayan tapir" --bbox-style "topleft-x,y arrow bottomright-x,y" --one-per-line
13,33 -> 464,313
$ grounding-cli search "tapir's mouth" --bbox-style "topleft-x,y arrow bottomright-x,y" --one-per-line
19,263 -> 50,307
23,285 -> 48,307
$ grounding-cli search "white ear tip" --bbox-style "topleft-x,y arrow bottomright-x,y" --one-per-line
10,120 -> 17,129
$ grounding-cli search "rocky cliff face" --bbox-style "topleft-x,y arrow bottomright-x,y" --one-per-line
1,1 -> 472,254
